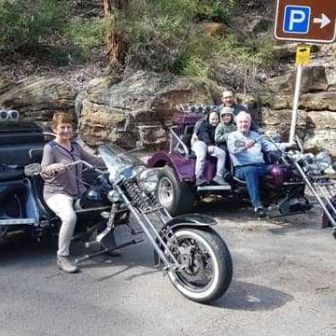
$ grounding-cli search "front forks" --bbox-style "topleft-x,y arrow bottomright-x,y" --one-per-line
294,162 -> 336,238
116,183 -> 185,272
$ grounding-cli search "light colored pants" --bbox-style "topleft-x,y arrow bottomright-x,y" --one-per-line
46,194 -> 77,257
191,141 -> 226,178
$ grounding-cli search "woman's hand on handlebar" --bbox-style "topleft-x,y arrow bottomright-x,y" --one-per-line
44,163 -> 69,174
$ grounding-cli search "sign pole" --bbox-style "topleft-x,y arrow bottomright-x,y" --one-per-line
289,63 -> 303,143
289,44 -> 311,143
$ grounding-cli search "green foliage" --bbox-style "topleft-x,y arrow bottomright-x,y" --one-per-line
174,54 -> 208,78
214,34 -> 275,68
0,0 -> 275,78
196,0 -> 236,21
65,18 -> 108,58
115,0 -> 238,74
0,0 -> 69,51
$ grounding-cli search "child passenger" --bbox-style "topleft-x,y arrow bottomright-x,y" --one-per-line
215,107 -> 237,149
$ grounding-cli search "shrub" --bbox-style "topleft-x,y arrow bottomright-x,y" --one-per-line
65,18 -> 108,58
115,0 -> 237,74
0,0 -> 69,52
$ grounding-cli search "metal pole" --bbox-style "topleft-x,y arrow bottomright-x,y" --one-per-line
289,63 -> 303,143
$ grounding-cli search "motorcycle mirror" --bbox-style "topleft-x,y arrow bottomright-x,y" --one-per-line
24,163 -> 42,176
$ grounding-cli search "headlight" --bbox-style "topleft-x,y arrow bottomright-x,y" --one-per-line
315,151 -> 331,171
107,190 -> 121,202
139,168 -> 159,193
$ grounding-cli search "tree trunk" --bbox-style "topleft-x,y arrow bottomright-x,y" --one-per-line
103,0 -> 129,66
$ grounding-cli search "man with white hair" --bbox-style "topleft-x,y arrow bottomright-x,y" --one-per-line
227,111 -> 292,218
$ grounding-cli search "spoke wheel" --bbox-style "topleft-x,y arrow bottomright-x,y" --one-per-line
168,228 -> 232,303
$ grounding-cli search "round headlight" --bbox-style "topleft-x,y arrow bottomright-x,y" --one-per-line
315,151 -> 331,171
139,169 -> 159,193
108,190 -> 121,203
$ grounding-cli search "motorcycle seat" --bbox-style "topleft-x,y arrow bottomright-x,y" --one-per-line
0,166 -> 25,182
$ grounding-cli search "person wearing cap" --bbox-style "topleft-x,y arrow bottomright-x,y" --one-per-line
215,106 -> 237,148
192,111 -> 229,186
221,90 -> 264,133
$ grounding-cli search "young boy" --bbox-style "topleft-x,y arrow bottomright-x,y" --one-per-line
215,106 -> 237,149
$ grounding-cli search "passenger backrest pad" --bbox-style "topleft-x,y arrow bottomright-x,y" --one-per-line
0,143 -> 45,167
0,121 -> 46,167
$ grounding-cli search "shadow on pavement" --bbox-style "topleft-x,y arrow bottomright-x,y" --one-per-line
214,280 -> 293,311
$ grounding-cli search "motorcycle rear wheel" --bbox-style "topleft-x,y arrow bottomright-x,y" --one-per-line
168,228 -> 232,303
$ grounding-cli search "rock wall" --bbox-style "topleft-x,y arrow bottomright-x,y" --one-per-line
260,44 -> 336,157
0,71 -> 220,149
1,49 -> 336,157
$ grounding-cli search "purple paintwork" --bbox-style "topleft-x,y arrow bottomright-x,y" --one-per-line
171,112 -> 203,136
266,165 -> 291,188
147,108 -> 291,188
147,151 -> 195,182
147,150 -> 218,183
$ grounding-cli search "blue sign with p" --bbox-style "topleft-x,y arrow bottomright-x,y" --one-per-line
283,5 -> 311,34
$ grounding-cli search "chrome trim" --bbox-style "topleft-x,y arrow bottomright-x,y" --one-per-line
169,126 -> 189,159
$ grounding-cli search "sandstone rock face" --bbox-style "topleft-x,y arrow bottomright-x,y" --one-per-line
266,65 -> 328,95
0,76 -> 15,96
76,70 -> 219,148
261,89 -> 336,156
0,76 -> 76,121
304,111 -> 336,156
305,129 -> 336,156
262,108 -> 308,140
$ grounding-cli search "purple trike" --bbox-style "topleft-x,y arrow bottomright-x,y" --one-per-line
147,105 -> 336,239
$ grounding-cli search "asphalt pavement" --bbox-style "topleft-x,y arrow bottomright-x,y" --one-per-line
0,204 -> 335,336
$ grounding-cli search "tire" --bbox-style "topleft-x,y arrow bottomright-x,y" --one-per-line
167,228 -> 233,303
156,166 -> 195,216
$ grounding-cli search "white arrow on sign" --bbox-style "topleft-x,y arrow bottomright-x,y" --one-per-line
313,13 -> 331,29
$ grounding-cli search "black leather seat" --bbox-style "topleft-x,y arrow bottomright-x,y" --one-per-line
0,166 -> 25,182
0,143 -> 45,181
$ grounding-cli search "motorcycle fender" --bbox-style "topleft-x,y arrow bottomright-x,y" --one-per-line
163,213 -> 216,231
153,213 -> 217,267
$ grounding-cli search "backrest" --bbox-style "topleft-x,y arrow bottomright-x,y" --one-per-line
181,125 -> 195,148
0,121 -> 46,167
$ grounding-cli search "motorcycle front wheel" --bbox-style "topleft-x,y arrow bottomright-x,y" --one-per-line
168,228 -> 232,303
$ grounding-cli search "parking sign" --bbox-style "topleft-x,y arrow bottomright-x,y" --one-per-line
274,0 -> 336,43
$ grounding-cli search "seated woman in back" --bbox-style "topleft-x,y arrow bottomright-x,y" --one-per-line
191,111 -> 229,186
